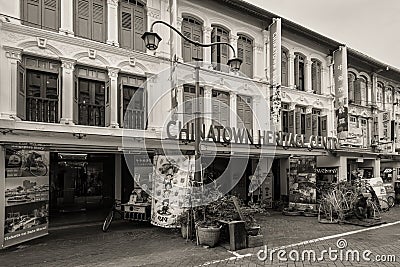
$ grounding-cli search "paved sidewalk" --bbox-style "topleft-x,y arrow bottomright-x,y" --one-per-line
1,207 -> 399,266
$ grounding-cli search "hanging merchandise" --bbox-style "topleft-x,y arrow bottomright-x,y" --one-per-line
151,155 -> 194,228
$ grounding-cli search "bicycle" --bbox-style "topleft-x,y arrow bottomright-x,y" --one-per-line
8,150 -> 48,176
102,200 -> 123,232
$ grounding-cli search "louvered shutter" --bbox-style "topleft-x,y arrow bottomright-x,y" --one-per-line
295,111 -> 300,134
192,25 -> 203,60
92,0 -> 105,42
17,62 -> 26,120
305,113 -> 312,140
120,3 -> 133,49
294,56 -> 299,88
24,0 -> 41,28
281,50 -> 288,87
288,110 -> 295,133
105,79 -> 110,126
134,5 -> 145,51
312,114 -> 318,136
238,36 -> 253,78
321,115 -> 328,137
182,23 -> 193,62
220,32 -> 229,66
42,0 -> 59,31
73,72 -> 79,124
76,0 -> 90,39
244,98 -> 253,130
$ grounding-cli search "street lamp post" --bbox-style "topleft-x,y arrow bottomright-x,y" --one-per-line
142,21 -> 242,184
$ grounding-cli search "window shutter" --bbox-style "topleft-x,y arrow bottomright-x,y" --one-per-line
76,0 -> 90,39
24,0 -> 41,28
294,55 -> 299,88
105,79 -> 110,126
73,72 -> 79,124
17,62 -> 27,120
354,79 -> 361,105
288,110 -> 295,133
220,32 -> 229,65
295,111 -> 300,134
192,25 -> 203,60
134,5 -> 145,51
312,114 -> 318,136
305,113 -> 312,140
182,24 -> 193,62
92,0 -> 105,42
120,5 -> 133,49
118,83 -> 123,127
321,115 -> 328,137
281,50 -> 288,87
42,0 -> 59,31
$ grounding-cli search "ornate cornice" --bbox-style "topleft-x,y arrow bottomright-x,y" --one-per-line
3,45 -> 22,61
108,67 -> 120,78
60,57 -> 76,70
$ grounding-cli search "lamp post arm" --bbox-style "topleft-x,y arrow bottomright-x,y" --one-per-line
150,20 -> 237,57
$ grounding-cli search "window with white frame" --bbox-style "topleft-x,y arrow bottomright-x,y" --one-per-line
237,34 -> 253,78
294,53 -> 305,91
182,16 -> 203,62
281,47 -> 289,87
311,59 -> 322,94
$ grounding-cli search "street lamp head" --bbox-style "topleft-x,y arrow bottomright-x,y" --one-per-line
141,32 -> 162,50
227,57 -> 242,72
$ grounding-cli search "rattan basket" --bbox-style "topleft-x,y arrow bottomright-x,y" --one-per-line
196,225 -> 222,247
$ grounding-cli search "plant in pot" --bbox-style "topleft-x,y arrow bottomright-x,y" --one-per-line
176,211 -> 192,239
195,218 -> 222,248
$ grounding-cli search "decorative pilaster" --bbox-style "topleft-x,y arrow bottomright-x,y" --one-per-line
305,59 -> 313,93
60,58 -> 76,124
1,46 -> 22,119
203,26 -> 213,63
262,30 -> 269,81
59,0 -> 74,35
253,42 -> 264,80
289,52 -> 295,89
175,16 -> 183,62
229,91 -> 237,129
108,67 -> 120,128
106,0 -> 119,46
204,86 -> 213,131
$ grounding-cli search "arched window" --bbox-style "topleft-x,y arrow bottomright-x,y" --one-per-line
182,16 -> 203,62
386,86 -> 393,105
119,0 -> 147,51
311,59 -> 322,94
281,47 -> 289,87
377,82 -> 384,105
354,76 -> 367,105
348,72 -> 356,103
294,53 -> 305,91
211,25 -> 230,68
237,34 -> 253,78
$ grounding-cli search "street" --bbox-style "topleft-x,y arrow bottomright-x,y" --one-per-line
1,207 -> 399,266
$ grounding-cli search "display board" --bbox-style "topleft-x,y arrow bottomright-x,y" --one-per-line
288,156 -> 317,210
151,155 -> 193,228
2,146 -> 49,248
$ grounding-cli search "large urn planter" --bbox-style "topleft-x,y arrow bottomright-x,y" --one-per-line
196,225 -> 222,247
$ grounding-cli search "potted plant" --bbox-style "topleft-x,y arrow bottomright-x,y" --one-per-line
176,211 -> 192,239
195,219 -> 222,247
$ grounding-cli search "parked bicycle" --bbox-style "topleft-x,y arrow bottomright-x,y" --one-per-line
8,150 -> 48,177
102,200 -> 123,232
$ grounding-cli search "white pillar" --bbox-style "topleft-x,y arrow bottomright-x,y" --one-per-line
1,47 -> 22,119
230,91 -> 237,129
305,59 -> 313,93
262,30 -> 269,81
229,35 -> 238,60
203,26 -> 213,63
60,58 -> 76,124
108,67 -> 119,128
106,0 -> 119,46
204,86 -> 212,130
289,51 -> 295,89
59,0 -> 74,35
253,42 -> 263,80
175,16 -> 183,61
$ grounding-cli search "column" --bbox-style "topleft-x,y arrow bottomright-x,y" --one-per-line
326,55 -> 333,95
230,91 -> 237,129
229,35 -> 238,60
371,73 -> 378,106
253,43 -> 264,80
289,51 -> 295,89
305,59 -> 313,93
106,0 -> 119,46
262,30 -> 269,81
108,67 -> 119,128
1,46 -> 22,119
175,17 -> 183,62
203,26 -> 213,63
60,58 -> 76,124
59,0 -> 74,35
204,86 -> 213,130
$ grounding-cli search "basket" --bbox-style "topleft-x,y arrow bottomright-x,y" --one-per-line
196,226 -> 222,247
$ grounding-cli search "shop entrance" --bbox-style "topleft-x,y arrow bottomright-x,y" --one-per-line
49,153 -> 115,226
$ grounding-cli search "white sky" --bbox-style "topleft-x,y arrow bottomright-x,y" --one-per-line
248,0 -> 400,68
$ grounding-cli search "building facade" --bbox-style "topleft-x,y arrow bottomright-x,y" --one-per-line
0,0 -> 400,235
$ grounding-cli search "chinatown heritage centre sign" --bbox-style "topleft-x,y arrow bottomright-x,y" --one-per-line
166,121 -> 339,150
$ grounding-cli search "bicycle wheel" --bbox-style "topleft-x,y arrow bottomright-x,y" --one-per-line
387,196 -> 395,208
102,210 -> 114,232
377,198 -> 390,212
30,162 -> 48,176
368,201 -> 381,220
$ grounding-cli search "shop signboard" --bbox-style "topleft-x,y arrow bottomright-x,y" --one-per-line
288,156 -> 317,210
269,17 -> 282,127
2,146 -> 49,248
333,46 -> 349,140
151,155 -> 193,228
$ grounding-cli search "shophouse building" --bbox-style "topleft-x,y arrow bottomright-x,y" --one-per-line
0,0 -> 400,242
